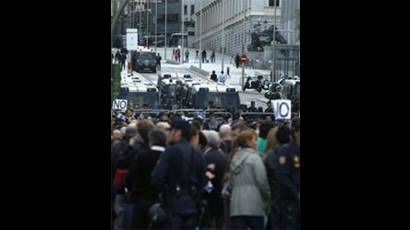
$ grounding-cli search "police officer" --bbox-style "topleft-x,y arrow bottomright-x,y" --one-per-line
265,101 -> 274,113
276,118 -> 300,230
248,101 -> 258,112
151,119 -> 206,229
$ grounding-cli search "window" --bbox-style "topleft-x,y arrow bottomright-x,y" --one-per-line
269,0 -> 280,7
167,14 -> 179,22
191,5 -> 195,15
184,5 -> 187,15
188,31 -> 195,36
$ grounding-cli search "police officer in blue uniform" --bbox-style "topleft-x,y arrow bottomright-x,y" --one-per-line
276,118 -> 300,230
151,119 -> 206,229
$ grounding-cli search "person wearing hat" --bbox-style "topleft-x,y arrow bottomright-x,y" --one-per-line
151,119 -> 206,229
276,118 -> 300,229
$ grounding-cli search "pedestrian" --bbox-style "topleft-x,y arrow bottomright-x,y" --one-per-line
235,54 -> 241,68
276,118 -> 300,229
221,122 -> 250,229
202,50 -> 207,63
211,50 -> 216,63
263,126 -> 280,230
176,48 -> 181,62
257,120 -> 275,157
203,113 -> 219,131
201,130 -> 228,229
190,123 -> 200,150
218,71 -> 226,84
156,53 -> 162,70
112,124 -> 139,230
226,129 -> 270,230
248,101 -> 258,112
127,128 -> 164,229
151,120 -> 206,229
265,101 -> 274,113
226,67 -> 230,77
196,50 -> 199,59
210,70 -> 218,82
219,124 -> 232,156
115,50 -> 121,64
120,53 -> 127,70
251,59 -> 255,69
185,49 -> 190,63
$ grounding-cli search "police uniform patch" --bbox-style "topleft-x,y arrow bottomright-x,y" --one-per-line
294,156 -> 299,163
279,156 -> 286,165
294,155 -> 300,168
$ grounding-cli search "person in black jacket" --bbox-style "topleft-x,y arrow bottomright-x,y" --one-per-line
276,119 -> 300,230
210,70 -> 218,82
112,124 -> 139,230
201,130 -> 228,229
263,125 -> 291,230
203,113 -> 219,131
235,54 -> 241,68
127,129 -> 167,229
151,120 -> 206,229
265,101 -> 274,113
202,50 -> 207,63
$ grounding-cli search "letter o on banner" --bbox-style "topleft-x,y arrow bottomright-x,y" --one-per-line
273,100 -> 291,120
278,101 -> 290,118
112,99 -> 128,112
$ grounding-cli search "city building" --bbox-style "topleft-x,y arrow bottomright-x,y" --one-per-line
193,0 -> 283,56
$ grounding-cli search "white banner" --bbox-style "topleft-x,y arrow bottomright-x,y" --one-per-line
126,28 -> 138,51
272,99 -> 292,120
112,99 -> 128,112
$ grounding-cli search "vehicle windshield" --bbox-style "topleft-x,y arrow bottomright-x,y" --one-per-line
127,92 -> 159,108
194,92 -> 240,109
139,52 -> 156,59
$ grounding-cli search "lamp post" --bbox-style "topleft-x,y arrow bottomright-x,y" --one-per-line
199,0 -> 202,69
272,0 -> 277,82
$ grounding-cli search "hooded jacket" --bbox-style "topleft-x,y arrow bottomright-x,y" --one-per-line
227,147 -> 271,217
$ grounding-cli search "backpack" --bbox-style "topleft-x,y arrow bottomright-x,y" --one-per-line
113,168 -> 128,190
112,142 -> 135,191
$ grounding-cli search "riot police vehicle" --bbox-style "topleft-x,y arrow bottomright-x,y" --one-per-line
119,75 -> 160,109
190,83 -> 240,113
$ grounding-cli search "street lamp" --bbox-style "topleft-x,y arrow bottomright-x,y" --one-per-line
181,0 -> 184,64
199,0 -> 202,69
155,0 -> 157,53
139,0 -> 142,44
272,0 -> 277,82
221,0 -> 225,73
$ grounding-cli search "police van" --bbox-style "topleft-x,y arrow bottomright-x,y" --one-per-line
132,50 -> 157,73
119,75 -> 160,109
190,83 -> 240,113
280,78 -> 300,101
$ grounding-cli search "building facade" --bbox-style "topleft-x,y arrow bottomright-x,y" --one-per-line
154,0 -> 196,47
280,0 -> 299,45
193,0 -> 283,56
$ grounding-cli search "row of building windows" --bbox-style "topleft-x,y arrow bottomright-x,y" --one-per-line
184,4 -> 195,15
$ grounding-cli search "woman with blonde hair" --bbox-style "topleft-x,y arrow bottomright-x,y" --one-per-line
264,127 -> 279,158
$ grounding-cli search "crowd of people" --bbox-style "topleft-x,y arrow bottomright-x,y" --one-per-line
111,108 -> 300,230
